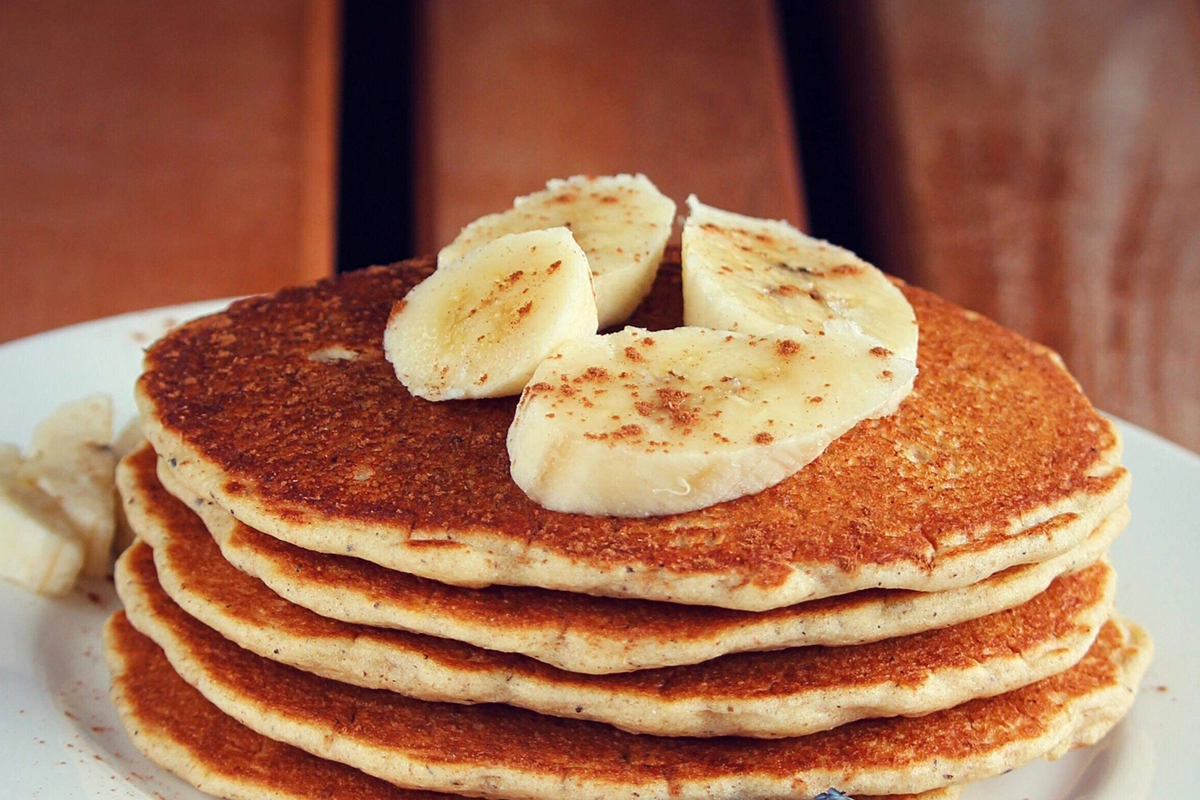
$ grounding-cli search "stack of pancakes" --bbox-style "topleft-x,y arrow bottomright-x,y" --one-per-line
106,255 -> 1151,800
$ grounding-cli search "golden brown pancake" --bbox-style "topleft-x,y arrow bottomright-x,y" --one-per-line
119,517 -> 1117,737
135,256 -> 1129,610
112,553 -> 1151,800
123,442 -> 1127,674
103,612 -> 961,800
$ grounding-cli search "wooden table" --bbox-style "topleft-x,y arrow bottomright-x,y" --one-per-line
0,0 -> 339,342
833,0 -> 1200,454
2,0 -> 1197,453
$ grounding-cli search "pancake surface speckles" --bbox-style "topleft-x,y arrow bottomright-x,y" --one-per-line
136,256 -> 1129,610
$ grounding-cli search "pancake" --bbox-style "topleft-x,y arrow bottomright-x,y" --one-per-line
103,613 -> 962,800
110,567 -> 1151,800
125,443 -> 1127,674
118,516 -> 1117,737
136,256 -> 1129,611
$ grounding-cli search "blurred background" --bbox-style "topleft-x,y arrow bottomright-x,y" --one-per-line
1,0 -> 1197,453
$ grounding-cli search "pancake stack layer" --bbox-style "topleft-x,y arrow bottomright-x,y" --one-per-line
107,256 -> 1151,800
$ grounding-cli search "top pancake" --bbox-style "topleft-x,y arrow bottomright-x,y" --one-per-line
136,255 -> 1128,610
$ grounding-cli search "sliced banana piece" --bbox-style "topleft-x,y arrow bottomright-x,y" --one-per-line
682,197 -> 919,362
386,228 -> 598,401
18,395 -> 116,576
0,443 -> 85,595
439,174 -> 676,328
507,325 -> 917,517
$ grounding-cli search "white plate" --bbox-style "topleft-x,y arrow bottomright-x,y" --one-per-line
0,304 -> 1196,798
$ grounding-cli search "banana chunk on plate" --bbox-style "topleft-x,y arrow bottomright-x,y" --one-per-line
508,325 -> 917,517
682,197 -> 919,363
439,174 -> 676,329
0,444 -> 85,596
386,228 -> 599,400
18,394 -> 115,576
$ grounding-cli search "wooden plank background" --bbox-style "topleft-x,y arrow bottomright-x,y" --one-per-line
2,0 -> 1197,452
412,0 -> 805,253
0,0 -> 339,344
838,0 -> 1200,452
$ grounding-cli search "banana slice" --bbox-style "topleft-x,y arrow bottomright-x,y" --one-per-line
386,227 -> 598,401
439,174 -> 677,328
18,395 -> 116,576
0,444 -> 85,595
507,325 -> 917,517
682,197 -> 918,362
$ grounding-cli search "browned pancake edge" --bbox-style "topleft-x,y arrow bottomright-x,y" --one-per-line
119,517 -> 1117,737
120,440 -> 1128,674
104,611 -> 962,800
113,550 -> 1153,800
